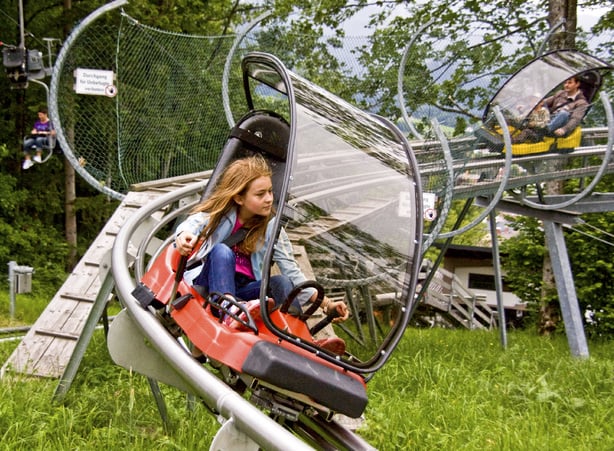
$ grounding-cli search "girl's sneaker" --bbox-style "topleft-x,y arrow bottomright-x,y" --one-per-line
313,337 -> 346,355
224,298 -> 274,331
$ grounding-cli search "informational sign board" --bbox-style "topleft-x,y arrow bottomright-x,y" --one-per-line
423,192 -> 437,221
73,68 -> 117,97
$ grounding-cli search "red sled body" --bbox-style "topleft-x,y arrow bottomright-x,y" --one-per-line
134,243 -> 368,419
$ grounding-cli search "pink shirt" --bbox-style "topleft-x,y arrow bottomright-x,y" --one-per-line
232,220 -> 254,279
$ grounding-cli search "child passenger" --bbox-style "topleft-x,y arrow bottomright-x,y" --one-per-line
173,154 -> 349,353
512,97 -> 551,144
22,107 -> 55,169
526,100 -> 550,130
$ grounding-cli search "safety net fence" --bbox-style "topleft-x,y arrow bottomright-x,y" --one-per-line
51,6 -> 380,199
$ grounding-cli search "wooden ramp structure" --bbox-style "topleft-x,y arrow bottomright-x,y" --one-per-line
0,173 -> 210,390
417,266 -> 498,330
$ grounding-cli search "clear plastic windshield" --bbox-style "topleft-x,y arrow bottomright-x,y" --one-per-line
245,56 -> 422,370
484,50 -> 611,124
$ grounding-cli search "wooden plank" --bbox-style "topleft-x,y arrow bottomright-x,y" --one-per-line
2,334 -> 52,376
6,297 -> 88,375
32,337 -> 74,378
60,292 -> 98,303
291,245 -> 315,280
286,197 -> 391,242
130,170 -> 211,191
34,299 -> 82,331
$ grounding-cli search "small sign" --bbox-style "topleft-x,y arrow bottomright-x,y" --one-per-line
423,193 -> 437,221
74,68 -> 117,96
424,208 -> 437,221
104,84 -> 118,97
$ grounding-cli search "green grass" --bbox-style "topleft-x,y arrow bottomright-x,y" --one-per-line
0,324 -> 613,450
0,283 -> 122,328
362,329 -> 614,450
0,285 -> 52,327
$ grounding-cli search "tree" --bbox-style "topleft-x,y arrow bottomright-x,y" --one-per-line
0,0 -> 262,282
501,175 -> 614,337
540,0 -> 579,335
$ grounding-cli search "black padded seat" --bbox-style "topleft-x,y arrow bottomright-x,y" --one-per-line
201,110 -> 290,208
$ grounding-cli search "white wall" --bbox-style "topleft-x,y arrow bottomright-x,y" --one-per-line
454,266 -> 524,309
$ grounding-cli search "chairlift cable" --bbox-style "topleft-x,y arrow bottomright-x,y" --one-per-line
0,6 -> 56,51
563,224 -> 614,248
0,7 -> 19,29
575,218 -> 614,240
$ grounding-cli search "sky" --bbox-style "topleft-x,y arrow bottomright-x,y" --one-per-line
342,4 -> 609,35
579,6 -> 609,29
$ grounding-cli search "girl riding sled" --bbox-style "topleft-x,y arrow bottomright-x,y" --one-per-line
173,154 -> 349,354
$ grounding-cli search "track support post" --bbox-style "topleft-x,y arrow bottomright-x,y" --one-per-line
543,220 -> 589,358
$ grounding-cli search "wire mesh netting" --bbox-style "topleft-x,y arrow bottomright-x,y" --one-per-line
52,9 -> 379,199
53,13 -> 241,197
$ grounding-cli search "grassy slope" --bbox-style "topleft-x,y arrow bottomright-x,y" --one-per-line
362,328 -> 614,450
0,325 -> 612,450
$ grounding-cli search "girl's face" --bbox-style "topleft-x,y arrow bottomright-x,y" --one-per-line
234,175 -> 273,221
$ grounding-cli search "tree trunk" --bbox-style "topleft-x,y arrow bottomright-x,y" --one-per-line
538,252 -> 560,335
63,0 -> 78,270
539,0 -> 577,334
548,0 -> 577,50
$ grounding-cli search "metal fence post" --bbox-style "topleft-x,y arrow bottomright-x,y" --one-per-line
7,261 -> 34,319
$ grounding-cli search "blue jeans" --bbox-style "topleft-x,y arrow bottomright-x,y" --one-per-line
193,243 -> 298,312
23,136 -> 49,153
547,110 -> 570,134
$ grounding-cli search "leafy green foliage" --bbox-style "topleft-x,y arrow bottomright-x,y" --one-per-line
0,157 -> 68,287
500,198 -> 614,337
566,209 -> 614,337
500,216 -> 546,306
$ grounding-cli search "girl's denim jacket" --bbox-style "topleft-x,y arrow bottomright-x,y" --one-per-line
175,208 -> 315,304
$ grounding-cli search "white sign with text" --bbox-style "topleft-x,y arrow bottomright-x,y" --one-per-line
74,68 -> 117,97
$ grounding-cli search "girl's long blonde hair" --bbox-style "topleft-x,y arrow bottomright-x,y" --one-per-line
192,154 -> 274,253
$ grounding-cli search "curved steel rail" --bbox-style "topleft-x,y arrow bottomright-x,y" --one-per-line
536,18 -> 565,57
435,105 -> 514,239
131,184 -> 207,281
49,0 -> 127,201
397,19 -> 434,141
419,118 -> 455,251
221,12 -> 272,128
397,19 -> 456,252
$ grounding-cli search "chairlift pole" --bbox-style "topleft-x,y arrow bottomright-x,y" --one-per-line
488,211 -> 508,349
18,0 -> 25,49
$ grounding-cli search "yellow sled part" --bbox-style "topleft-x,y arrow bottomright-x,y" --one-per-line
505,126 -> 582,156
